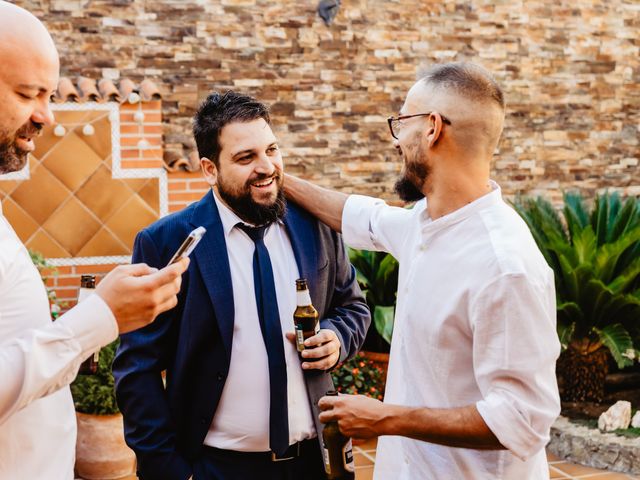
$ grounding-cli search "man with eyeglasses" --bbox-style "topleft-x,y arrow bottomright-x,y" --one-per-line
285,62 -> 561,479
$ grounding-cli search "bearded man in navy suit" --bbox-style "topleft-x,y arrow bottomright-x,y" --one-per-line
113,91 -> 370,480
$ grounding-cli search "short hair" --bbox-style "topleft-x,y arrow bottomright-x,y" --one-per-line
418,62 -> 505,109
193,91 -> 270,166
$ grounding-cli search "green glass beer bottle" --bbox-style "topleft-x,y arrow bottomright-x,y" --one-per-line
322,390 -> 355,480
77,275 -> 99,375
293,278 -> 319,353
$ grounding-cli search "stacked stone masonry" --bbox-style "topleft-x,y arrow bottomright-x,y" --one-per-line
13,0 -> 640,204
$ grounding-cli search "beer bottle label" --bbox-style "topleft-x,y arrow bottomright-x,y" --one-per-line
343,439 -> 355,473
323,446 -> 331,474
295,327 -> 305,352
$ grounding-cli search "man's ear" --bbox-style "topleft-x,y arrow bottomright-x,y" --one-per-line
200,157 -> 217,187
425,113 -> 444,148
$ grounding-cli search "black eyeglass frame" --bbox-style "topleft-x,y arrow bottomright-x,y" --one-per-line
387,112 -> 452,140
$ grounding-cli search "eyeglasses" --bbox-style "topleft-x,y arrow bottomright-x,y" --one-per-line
387,112 -> 452,140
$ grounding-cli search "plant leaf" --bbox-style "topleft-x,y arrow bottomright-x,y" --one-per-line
595,324 -> 634,369
374,305 -> 395,344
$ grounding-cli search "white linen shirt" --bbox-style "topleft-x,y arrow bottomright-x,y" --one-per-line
342,182 -> 561,480
0,206 -> 118,478
204,191 -> 316,451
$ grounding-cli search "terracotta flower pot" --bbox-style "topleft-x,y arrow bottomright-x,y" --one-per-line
75,412 -> 136,480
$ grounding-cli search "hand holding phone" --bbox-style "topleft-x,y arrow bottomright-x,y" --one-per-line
167,226 -> 206,266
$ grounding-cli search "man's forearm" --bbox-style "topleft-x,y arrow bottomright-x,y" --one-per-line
380,404 -> 505,450
284,174 -> 348,232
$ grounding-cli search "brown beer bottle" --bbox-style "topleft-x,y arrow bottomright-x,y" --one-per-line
77,275 -> 99,375
322,390 -> 355,479
293,278 -> 319,353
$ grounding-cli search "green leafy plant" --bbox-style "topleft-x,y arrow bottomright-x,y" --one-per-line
331,353 -> 385,400
29,250 -> 65,320
71,340 -> 120,415
348,248 -> 399,348
514,192 -> 640,401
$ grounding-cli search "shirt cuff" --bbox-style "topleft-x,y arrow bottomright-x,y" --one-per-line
476,393 -> 549,461
61,294 -> 118,354
342,194 -> 382,251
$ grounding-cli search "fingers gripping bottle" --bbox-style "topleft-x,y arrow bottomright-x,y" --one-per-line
322,390 -> 355,479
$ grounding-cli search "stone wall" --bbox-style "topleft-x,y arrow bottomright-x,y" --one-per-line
13,0 -> 640,202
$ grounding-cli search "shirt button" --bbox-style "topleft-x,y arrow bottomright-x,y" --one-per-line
217,372 -> 225,381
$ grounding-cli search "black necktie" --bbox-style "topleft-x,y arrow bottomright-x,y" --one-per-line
237,223 -> 289,456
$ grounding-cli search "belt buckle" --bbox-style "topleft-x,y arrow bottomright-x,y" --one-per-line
271,442 -> 300,462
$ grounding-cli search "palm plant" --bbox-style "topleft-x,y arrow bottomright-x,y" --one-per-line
514,192 -> 640,402
348,248 -> 399,351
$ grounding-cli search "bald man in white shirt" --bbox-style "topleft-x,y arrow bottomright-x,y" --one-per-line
285,62 -> 561,479
0,2 -> 188,478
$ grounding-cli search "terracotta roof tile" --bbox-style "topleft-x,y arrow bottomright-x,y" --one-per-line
52,77 -> 162,103
56,77 -> 80,102
140,79 -> 162,101
98,79 -> 121,102
163,150 -> 200,173
77,76 -> 100,102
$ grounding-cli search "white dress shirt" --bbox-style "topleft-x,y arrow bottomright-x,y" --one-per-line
0,206 -> 118,478
342,182 -> 561,480
204,191 -> 316,451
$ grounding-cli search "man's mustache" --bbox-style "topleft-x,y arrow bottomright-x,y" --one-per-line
246,172 -> 280,185
15,121 -> 43,139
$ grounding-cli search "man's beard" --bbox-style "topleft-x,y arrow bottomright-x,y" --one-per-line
394,140 -> 429,203
0,122 -> 41,174
217,172 -> 286,226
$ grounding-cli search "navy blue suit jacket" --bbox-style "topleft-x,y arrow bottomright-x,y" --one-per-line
113,192 -> 370,480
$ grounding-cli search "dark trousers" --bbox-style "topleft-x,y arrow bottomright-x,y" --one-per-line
193,439 -> 327,480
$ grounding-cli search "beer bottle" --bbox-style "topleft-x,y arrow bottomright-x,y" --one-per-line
293,278 -> 319,353
322,390 -> 355,479
77,275 -> 99,375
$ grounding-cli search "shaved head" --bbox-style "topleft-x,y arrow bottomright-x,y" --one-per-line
0,1 -> 59,173
393,62 -> 506,203
409,62 -> 505,156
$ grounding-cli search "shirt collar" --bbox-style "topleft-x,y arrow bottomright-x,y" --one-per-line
421,180 -> 502,234
211,190 -> 284,237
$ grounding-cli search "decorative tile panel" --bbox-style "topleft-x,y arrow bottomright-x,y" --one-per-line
0,103 -> 167,265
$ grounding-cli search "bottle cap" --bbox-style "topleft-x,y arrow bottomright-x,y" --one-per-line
296,278 -> 309,291
325,390 -> 338,397
80,274 -> 96,288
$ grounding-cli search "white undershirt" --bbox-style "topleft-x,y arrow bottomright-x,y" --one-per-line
342,182 -> 561,480
204,191 -> 315,451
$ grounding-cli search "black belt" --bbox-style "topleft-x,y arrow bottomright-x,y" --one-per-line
202,438 -> 316,462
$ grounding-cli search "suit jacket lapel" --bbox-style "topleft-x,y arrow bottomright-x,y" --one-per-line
284,202 -> 320,303
189,192 -> 234,363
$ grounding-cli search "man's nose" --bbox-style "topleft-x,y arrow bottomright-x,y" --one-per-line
254,153 -> 275,174
32,99 -> 55,127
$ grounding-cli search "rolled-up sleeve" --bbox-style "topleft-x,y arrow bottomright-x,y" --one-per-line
342,194 -> 413,260
472,272 -> 561,461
